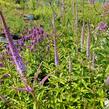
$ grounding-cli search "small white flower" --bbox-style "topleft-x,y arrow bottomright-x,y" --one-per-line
105,99 -> 109,108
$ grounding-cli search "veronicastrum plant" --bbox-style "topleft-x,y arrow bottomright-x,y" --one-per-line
0,0 -> 108,109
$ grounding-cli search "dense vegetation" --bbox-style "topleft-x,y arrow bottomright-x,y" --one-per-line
0,0 -> 109,109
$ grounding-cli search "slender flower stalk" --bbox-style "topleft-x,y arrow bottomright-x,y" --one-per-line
0,11 -> 25,76
72,0 -> 75,16
49,2 -> 59,65
86,21 -> 91,59
72,0 -> 75,39
51,8 -> 59,66
39,75 -> 49,85
0,11 -> 32,92
75,0 -> 78,36
80,20 -> 85,51
53,33 -> 59,66
33,62 -> 42,87
74,0 -> 79,52
14,86 -> 32,92
54,37 -> 59,66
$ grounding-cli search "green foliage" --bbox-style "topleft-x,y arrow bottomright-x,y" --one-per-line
0,0 -> 108,109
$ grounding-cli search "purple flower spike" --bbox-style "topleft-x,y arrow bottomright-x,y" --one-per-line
0,11 -> 25,76
14,86 -> 32,93
39,75 -> 49,85
38,27 -> 44,34
0,11 -> 32,91
17,39 -> 24,46
17,88 -> 25,92
54,38 -> 59,66
0,63 -> 4,67
25,86 -> 33,92
86,22 -> 91,59
96,22 -> 108,31
15,88 -> 26,92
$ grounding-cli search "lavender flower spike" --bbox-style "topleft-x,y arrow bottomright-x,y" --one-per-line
0,63 -> 4,67
54,38 -> 59,66
96,22 -> 108,31
39,75 -> 49,85
86,22 -> 91,59
0,11 -> 25,76
80,20 -> 85,51
25,86 -> 33,92
51,9 -> 59,66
